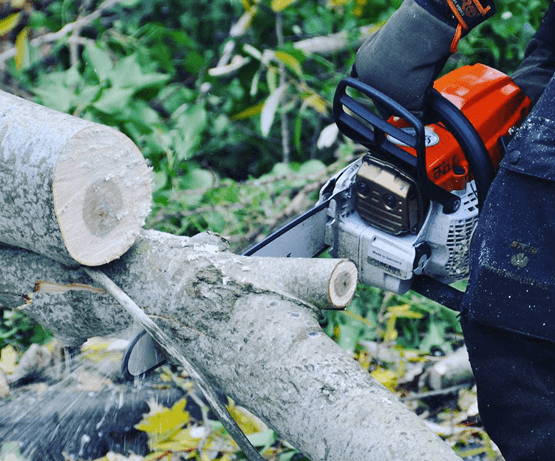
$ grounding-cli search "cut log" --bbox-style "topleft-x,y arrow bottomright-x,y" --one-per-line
0,230 -> 461,460
0,90 -> 152,266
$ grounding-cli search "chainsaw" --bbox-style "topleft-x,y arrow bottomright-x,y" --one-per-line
122,63 -> 530,379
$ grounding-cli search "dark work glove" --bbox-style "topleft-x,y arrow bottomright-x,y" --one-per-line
354,0 -> 495,113
512,1 -> 555,107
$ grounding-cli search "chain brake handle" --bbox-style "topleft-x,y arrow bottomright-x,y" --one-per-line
333,77 -> 495,213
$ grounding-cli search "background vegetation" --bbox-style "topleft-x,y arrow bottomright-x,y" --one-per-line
0,0 -> 551,459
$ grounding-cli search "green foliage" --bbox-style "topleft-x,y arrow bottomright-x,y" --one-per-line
323,283 -> 462,355
0,309 -> 51,351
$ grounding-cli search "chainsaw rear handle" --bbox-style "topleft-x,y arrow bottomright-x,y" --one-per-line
333,77 -> 494,211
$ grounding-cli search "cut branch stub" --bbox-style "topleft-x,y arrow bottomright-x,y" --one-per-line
0,90 -> 152,266
231,257 -> 358,309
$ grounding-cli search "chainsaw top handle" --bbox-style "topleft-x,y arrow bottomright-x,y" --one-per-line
333,77 -> 495,212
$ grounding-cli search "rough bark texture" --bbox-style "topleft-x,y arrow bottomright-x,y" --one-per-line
0,230 -> 461,460
0,90 -> 152,266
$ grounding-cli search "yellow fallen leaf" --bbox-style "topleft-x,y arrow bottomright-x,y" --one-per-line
227,403 -> 266,435
370,367 -> 398,391
0,345 -> 18,374
149,427 -> 202,452
136,398 -> 190,446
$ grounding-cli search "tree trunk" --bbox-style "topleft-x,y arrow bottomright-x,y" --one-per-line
0,230 -> 461,461
0,90 -> 152,266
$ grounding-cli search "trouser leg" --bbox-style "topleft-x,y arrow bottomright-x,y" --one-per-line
460,316 -> 555,461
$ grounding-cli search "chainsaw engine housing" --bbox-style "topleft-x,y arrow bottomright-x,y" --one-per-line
324,158 -> 479,293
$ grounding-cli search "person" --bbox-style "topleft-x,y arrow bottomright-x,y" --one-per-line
353,1 -> 555,460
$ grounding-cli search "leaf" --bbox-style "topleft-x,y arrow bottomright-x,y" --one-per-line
268,162 -> 293,177
387,304 -> 424,320
149,427 -> 202,452
316,123 -> 339,149
85,44 -> 113,81
0,345 -> 18,374
302,93 -> 328,116
93,87 -> 135,114
260,84 -> 287,137
266,67 -> 278,92
370,367 -> 398,391
274,50 -> 302,76
33,81 -> 74,113
173,105 -> 208,161
135,398 -> 190,446
232,102 -> 265,121
204,211 -> 226,234
271,0 -> 297,12
247,429 -> 276,448
180,168 -> 215,190
153,171 -> 168,191
339,309 -> 376,329
384,315 -> 399,342
336,321 -> 362,353
0,13 -> 21,36
14,26 -> 28,70
419,321 -> 447,353
109,54 -> 170,90
227,403 -> 266,435
77,84 -> 101,105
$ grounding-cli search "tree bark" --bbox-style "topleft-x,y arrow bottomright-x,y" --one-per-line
0,230 -> 460,460
0,90 -> 152,266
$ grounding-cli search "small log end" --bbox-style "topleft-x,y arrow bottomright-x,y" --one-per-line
328,260 -> 357,308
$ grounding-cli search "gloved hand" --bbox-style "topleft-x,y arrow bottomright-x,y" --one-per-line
354,0 -> 496,113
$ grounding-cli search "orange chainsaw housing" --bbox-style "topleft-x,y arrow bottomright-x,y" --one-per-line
393,63 -> 531,192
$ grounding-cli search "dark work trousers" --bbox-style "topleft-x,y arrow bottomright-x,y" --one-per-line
460,73 -> 555,459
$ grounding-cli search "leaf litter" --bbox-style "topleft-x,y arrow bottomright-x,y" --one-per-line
0,333 -> 505,461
